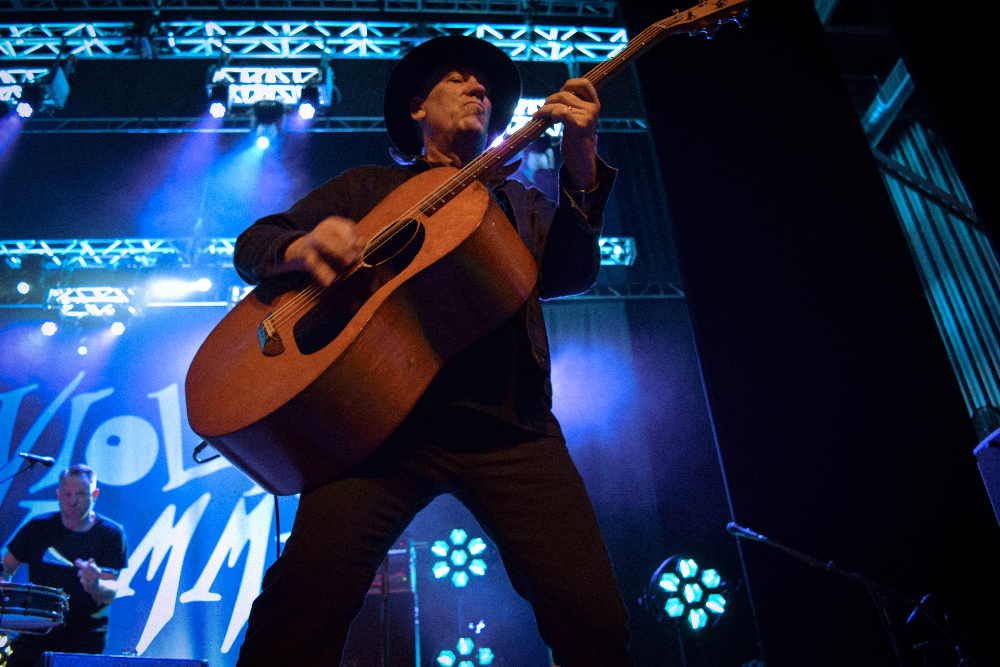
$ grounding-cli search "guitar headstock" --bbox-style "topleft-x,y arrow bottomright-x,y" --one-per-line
655,0 -> 750,39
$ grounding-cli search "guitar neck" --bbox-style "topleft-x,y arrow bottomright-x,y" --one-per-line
419,0 -> 749,215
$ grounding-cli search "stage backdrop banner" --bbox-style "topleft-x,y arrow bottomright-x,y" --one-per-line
1,306 -> 296,664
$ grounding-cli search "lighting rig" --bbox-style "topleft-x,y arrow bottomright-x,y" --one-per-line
0,63 -> 71,119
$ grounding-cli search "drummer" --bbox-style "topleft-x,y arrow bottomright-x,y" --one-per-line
1,464 -> 128,667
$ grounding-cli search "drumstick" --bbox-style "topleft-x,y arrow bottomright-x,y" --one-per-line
43,547 -> 116,574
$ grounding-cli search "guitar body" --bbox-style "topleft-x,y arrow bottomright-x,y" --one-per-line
185,167 -> 538,495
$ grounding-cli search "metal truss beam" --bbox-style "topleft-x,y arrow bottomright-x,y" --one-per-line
17,115 -> 646,134
0,20 -> 627,61
2,236 -> 635,268
0,1 -> 617,17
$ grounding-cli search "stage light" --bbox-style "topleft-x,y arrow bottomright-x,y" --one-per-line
148,278 -> 211,299
16,281 -> 29,294
251,99 -> 284,149
298,86 -> 319,120
110,321 -> 126,336
437,639 -> 495,667
643,555 -> 728,633
77,345 -> 88,356
15,84 -> 43,118
41,321 -> 57,336
208,84 -> 228,118
430,528 -> 488,587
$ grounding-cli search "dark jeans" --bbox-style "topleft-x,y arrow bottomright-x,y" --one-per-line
8,625 -> 106,667
236,433 -> 632,667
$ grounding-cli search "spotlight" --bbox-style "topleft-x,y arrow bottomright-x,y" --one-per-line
110,321 -> 125,336
15,84 -> 44,118
77,345 -> 88,356
298,86 -> 319,120
430,529 -> 488,588
41,321 -> 57,336
208,84 -> 228,119
436,637 -> 495,667
252,100 -> 284,148
16,281 -> 30,295
643,555 -> 728,633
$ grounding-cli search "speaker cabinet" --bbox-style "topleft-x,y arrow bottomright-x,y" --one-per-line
340,541 -> 417,667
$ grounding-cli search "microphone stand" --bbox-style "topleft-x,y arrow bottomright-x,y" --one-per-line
726,522 -> 980,667
0,458 -> 48,487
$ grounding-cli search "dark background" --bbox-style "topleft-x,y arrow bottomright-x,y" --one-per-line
618,0 -> 998,665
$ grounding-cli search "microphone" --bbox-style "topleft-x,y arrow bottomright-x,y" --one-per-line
726,521 -> 769,543
19,452 -> 56,468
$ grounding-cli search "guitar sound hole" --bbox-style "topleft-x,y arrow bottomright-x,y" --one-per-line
365,219 -> 424,268
292,220 -> 425,355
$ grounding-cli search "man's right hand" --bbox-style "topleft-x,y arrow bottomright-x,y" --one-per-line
280,216 -> 366,287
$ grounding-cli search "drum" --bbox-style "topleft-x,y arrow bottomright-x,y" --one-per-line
0,583 -> 69,633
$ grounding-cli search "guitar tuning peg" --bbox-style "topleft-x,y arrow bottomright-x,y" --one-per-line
672,7 -> 679,15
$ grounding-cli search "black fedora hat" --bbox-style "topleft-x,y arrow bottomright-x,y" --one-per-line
383,35 -> 521,157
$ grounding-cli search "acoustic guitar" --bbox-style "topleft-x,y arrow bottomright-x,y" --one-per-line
185,0 -> 749,495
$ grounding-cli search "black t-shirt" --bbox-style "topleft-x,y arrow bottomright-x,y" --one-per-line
7,512 -> 127,634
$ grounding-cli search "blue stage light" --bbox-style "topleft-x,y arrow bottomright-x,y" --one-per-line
15,84 -> 43,118
298,101 -> 316,120
457,638 -> 474,655
256,136 -> 270,149
430,528 -> 488,587
468,538 -> 486,555
437,638 -> 495,667
110,322 -> 126,336
41,321 -> 57,336
644,555 -> 729,632
16,281 -> 29,294
208,84 -> 228,118
77,345 -> 88,356
298,86 -> 319,120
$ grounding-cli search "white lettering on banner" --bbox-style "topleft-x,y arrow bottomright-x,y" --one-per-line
0,372 -> 83,508
179,494 -> 273,652
30,387 -> 114,494
1,377 -> 259,659
151,384 -> 230,492
117,493 -> 212,654
86,415 -> 160,486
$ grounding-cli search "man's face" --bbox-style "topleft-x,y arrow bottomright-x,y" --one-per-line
411,66 -> 492,148
57,475 -> 98,527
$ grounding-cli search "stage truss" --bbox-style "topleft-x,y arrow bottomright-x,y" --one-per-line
0,19 -> 627,62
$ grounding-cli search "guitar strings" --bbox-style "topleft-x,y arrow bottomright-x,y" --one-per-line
262,23 -> 652,330
262,7 -> 730,330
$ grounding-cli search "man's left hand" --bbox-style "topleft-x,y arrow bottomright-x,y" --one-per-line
536,78 -> 600,191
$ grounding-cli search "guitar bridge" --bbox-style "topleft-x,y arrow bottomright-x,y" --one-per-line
257,316 -> 285,356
